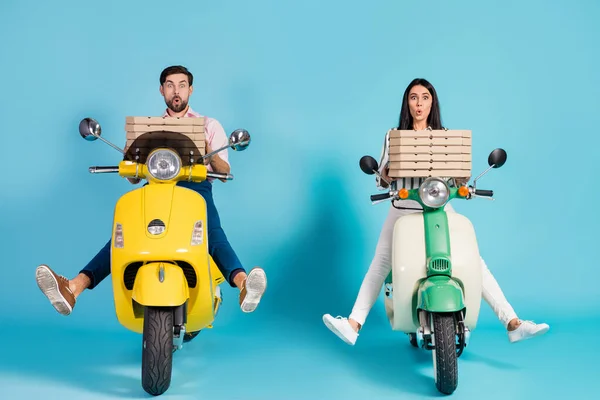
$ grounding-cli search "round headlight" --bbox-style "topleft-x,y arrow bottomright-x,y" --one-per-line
147,149 -> 181,181
418,177 -> 450,208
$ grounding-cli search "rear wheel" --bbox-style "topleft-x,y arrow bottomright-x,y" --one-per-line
141,307 -> 173,396
431,313 -> 458,395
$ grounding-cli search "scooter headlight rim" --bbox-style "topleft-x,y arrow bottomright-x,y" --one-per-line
146,149 -> 182,181
418,177 -> 450,208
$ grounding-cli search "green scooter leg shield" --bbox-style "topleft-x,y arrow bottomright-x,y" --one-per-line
419,208 -> 464,312
423,208 -> 452,276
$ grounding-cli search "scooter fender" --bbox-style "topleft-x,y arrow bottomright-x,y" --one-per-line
132,262 -> 190,307
417,276 -> 465,312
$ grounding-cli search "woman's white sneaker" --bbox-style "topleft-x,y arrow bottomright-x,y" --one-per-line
508,320 -> 550,343
322,314 -> 358,345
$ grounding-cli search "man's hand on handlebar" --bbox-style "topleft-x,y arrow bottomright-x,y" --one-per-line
204,141 -> 231,183
204,142 -> 213,166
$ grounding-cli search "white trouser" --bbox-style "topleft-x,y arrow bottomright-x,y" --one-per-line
349,201 -> 518,328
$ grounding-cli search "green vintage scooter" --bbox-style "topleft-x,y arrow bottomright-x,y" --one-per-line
359,148 -> 507,395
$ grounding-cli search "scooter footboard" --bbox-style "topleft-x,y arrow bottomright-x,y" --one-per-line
389,210 -> 483,332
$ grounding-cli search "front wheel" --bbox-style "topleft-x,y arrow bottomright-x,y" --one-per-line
432,313 -> 458,395
141,306 -> 173,396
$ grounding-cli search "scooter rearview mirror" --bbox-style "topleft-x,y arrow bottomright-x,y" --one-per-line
79,118 -> 101,141
359,156 -> 379,175
229,129 -> 251,151
488,148 -> 507,168
78,117 -> 125,155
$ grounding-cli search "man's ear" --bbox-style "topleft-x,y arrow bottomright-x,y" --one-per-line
189,85 -> 194,96
159,85 -> 164,96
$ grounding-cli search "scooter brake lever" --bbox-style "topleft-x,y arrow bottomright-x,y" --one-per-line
372,198 -> 392,205
471,193 -> 495,201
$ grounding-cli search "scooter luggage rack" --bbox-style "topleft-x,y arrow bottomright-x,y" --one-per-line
387,128 -> 472,180
123,116 -> 206,165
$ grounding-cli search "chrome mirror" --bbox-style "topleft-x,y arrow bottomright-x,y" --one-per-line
229,129 -> 251,151
79,118 -> 101,141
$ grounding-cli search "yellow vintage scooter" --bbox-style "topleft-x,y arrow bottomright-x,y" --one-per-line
78,117 -> 251,396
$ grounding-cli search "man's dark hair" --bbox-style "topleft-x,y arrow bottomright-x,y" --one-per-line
159,65 -> 194,86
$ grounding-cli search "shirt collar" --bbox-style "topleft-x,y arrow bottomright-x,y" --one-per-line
162,105 -> 200,118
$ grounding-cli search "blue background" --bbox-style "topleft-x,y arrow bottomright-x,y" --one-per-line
1,0 -> 598,399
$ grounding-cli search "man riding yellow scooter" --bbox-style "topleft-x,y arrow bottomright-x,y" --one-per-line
34,65 -> 267,395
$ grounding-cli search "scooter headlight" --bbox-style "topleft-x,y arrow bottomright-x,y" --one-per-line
418,177 -> 450,208
147,149 -> 182,181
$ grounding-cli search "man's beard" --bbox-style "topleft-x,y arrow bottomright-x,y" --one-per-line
167,97 -> 188,113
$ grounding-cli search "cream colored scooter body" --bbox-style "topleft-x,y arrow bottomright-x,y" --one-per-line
384,210 -> 483,332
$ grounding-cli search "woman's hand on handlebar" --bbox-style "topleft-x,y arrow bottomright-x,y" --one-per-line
455,176 -> 470,187
379,166 -> 391,188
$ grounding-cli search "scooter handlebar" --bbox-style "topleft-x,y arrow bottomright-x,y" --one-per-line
474,189 -> 493,197
89,166 -> 119,173
368,187 -> 496,204
370,193 -> 392,202
88,166 -> 233,181
207,172 -> 234,180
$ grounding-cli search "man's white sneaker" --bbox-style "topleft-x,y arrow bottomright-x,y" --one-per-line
508,320 -> 549,343
322,314 -> 358,345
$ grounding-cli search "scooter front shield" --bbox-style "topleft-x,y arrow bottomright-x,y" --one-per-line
389,209 -> 483,332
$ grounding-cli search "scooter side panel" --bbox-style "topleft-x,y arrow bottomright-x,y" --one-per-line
110,184 -> 220,334
390,213 -> 427,332
390,210 -> 483,332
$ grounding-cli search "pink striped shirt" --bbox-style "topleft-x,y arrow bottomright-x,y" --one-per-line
162,106 -> 230,176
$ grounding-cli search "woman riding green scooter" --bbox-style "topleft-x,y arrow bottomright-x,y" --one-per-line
322,78 -> 549,345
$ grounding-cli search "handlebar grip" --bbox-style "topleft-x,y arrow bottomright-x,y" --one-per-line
207,172 -> 234,180
371,193 -> 392,202
474,189 -> 494,197
89,166 -> 119,174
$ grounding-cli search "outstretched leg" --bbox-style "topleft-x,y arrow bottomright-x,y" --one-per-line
480,257 -> 549,343
35,238 -> 111,316
183,180 -> 267,313
446,203 -> 549,342
322,204 -> 409,345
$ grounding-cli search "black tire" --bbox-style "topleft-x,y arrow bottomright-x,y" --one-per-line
432,313 -> 458,395
141,307 -> 173,396
408,333 -> 418,347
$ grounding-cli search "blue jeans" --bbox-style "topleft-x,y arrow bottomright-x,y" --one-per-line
80,180 -> 245,288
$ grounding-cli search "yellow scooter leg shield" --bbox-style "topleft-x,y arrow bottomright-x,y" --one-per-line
132,262 -> 190,307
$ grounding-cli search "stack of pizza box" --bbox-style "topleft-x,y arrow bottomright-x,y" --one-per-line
387,129 -> 472,179
123,116 -> 206,163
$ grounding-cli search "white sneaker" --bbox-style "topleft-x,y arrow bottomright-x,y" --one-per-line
508,320 -> 550,343
322,314 -> 359,345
